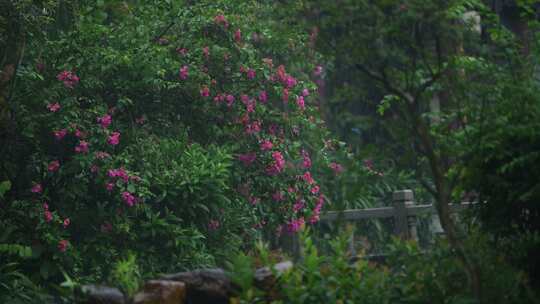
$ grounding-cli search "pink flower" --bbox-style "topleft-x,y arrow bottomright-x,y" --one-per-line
285,75 -> 297,88
44,210 -> 53,222
245,100 -> 256,113
258,90 -> 267,103
31,183 -> 43,194
203,46 -> 210,58
302,171 -> 315,184
266,151 -> 285,175
214,14 -> 229,28
296,96 -> 305,110
226,94 -> 235,107
106,182 -> 115,192
74,129 -> 84,138
247,69 -> 256,80
245,120 -> 261,135
90,165 -> 99,173
75,140 -> 90,153
260,140 -> 273,151
107,132 -> 120,146
95,151 -> 111,160
241,94 -> 250,104
57,70 -> 79,88
329,162 -> 344,175
302,88 -> 310,97
97,114 -> 112,129
208,219 -> 220,230
287,217 -> 305,233
43,203 -> 49,211
48,160 -> 60,172
108,168 -> 129,183
63,218 -> 70,228
47,102 -> 61,112
249,196 -> 260,205
200,86 -> 210,97
282,88 -> 289,103
313,65 -> 323,77
293,200 -> 305,212
311,185 -> 320,195
57,239 -> 69,252
179,65 -> 189,80
176,48 -> 188,56
214,94 -> 223,104
309,213 -> 320,224
272,191 -> 284,202
234,29 -> 242,43
53,129 -> 67,140
301,150 -> 312,168
121,191 -> 136,207
238,153 -> 256,166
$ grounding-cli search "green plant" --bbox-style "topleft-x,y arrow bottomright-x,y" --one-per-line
109,253 -> 141,297
231,229 -> 536,303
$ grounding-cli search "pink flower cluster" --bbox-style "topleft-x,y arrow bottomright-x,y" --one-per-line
179,65 -> 189,80
287,217 -> 305,233
97,114 -> 112,129
107,132 -> 120,146
301,150 -> 311,168
108,167 -> 129,183
260,140 -> 273,151
75,140 -> 89,153
48,160 -> 60,172
121,191 -> 136,207
309,195 -> 325,224
245,120 -> 261,135
238,153 -> 256,166
47,102 -> 61,112
214,14 -> 229,28
58,239 -> 69,252
57,70 -> 79,88
266,151 -> 285,175
200,86 -> 210,97
95,151 -> 111,160
43,203 -> 53,222
275,65 -> 297,89
329,162 -> 344,175
54,129 -> 67,140
31,183 -> 43,194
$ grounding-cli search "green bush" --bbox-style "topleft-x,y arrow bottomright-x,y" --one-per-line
230,230 -> 536,303
0,0 -> 337,296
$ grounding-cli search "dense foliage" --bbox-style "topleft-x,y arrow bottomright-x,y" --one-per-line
230,231 -> 534,304
0,0 -> 342,299
2,0 -> 540,302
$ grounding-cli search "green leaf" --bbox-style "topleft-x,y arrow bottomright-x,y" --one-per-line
0,180 -> 12,199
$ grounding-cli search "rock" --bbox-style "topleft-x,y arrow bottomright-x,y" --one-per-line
132,280 -> 186,304
254,261 -> 293,291
78,285 -> 125,304
160,268 -> 236,304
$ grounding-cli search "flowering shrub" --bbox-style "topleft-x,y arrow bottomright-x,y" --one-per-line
0,0 -> 338,288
